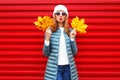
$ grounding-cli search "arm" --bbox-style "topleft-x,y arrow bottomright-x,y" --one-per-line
70,37 -> 78,56
43,38 -> 50,57
69,28 -> 78,56
43,28 -> 51,57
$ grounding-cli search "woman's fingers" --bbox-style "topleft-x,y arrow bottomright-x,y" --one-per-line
46,28 -> 52,34
45,28 -> 52,41
71,29 -> 76,35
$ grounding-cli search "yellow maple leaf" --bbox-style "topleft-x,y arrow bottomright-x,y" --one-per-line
71,16 -> 88,34
34,16 -> 53,31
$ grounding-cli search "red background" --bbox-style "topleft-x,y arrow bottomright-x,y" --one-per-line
0,0 -> 120,80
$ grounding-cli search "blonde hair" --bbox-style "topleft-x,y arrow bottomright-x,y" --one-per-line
51,15 -> 70,36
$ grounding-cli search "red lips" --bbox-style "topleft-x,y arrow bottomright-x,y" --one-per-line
59,17 -> 62,20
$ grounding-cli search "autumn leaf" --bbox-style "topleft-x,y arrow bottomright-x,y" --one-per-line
71,16 -> 88,34
34,16 -> 53,31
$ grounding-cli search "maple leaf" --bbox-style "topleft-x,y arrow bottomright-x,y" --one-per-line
71,16 -> 88,34
34,16 -> 53,31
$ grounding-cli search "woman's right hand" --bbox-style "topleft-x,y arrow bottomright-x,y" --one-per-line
45,28 -> 52,41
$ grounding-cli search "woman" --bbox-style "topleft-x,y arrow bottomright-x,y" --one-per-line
43,4 -> 79,80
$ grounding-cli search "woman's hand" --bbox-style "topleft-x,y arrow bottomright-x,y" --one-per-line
70,29 -> 76,39
45,28 -> 52,41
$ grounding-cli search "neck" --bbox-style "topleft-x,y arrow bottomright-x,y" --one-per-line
58,22 -> 64,28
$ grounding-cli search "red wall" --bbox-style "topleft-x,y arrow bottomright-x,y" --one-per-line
0,0 -> 120,80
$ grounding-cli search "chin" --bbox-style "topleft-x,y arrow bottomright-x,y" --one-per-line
58,20 -> 65,23
59,21 -> 64,23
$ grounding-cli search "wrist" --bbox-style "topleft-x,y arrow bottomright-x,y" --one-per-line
45,38 -> 50,41
70,36 -> 74,39
70,38 -> 74,41
45,40 -> 50,46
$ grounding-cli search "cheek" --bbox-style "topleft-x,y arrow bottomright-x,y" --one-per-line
62,16 -> 66,20
55,16 -> 59,21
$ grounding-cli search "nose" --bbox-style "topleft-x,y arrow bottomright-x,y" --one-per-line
60,16 -> 62,18
60,13 -> 62,16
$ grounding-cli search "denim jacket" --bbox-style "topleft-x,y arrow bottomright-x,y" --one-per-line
43,28 -> 79,80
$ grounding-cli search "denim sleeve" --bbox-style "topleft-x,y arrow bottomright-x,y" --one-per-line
70,37 -> 78,56
69,27 -> 78,56
43,33 -> 50,57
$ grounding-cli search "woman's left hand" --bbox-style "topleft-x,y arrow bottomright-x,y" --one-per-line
70,29 -> 76,39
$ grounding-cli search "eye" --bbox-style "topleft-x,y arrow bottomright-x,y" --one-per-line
55,12 -> 66,16
55,12 -> 60,15
62,12 -> 66,16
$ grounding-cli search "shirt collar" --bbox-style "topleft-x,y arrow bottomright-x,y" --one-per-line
59,27 -> 64,31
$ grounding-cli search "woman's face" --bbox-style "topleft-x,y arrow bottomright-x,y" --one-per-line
55,10 -> 67,23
